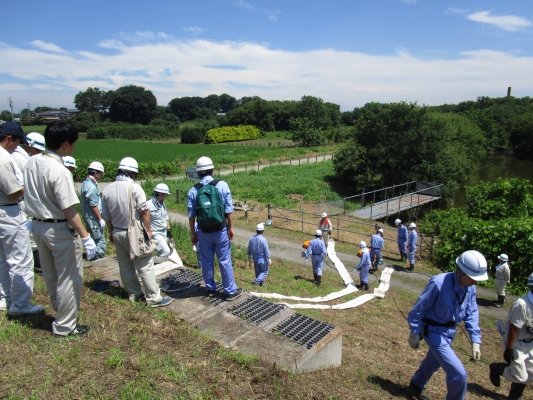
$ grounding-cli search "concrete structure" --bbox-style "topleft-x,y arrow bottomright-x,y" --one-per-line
89,258 -> 342,373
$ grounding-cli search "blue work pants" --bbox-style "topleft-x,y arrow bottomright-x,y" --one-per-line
412,328 -> 467,400
359,263 -> 370,284
397,239 -> 406,255
253,256 -> 268,284
311,254 -> 324,276
408,247 -> 417,265
84,215 -> 106,260
370,249 -> 382,265
197,227 -> 238,295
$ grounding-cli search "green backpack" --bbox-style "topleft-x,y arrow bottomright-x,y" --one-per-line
195,180 -> 225,232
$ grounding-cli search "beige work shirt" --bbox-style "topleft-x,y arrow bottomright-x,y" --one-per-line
503,295 -> 533,344
0,156 -> 23,206
23,150 -> 79,219
11,148 -> 29,171
101,181 -> 148,230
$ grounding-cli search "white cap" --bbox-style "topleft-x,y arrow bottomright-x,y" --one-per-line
315,229 -> 322,236
456,250 -> 488,282
360,241 -> 367,248
256,223 -> 265,231
154,183 -> 170,194
26,132 -> 46,151
63,156 -> 77,169
395,219 -> 401,226
378,228 -> 384,234
321,212 -> 327,218
88,161 -> 104,173
118,157 -> 138,173
409,223 -> 416,228
498,254 -> 509,262
196,156 -> 214,172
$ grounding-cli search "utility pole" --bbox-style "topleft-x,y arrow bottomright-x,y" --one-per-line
7,97 -> 14,121
28,103 -> 31,118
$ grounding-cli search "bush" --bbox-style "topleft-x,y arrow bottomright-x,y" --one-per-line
204,125 -> 261,144
180,126 -> 204,144
72,159 -> 181,183
86,123 -> 179,140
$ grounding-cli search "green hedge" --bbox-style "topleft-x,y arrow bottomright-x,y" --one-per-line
180,126 -> 204,144
204,125 -> 261,144
72,159 -> 181,182
87,124 -> 179,140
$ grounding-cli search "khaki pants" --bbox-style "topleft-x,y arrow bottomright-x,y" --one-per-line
32,221 -> 82,336
112,229 -> 162,305
321,230 -> 330,245
495,278 -> 507,296
503,340 -> 533,384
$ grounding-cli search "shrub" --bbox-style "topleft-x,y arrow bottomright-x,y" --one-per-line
180,126 -> 204,144
204,125 -> 261,144
86,123 -> 179,140
72,159 -> 181,183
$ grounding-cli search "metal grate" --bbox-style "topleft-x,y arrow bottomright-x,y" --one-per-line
226,297 -> 285,325
271,314 -> 335,349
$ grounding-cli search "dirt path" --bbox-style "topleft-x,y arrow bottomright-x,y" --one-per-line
168,210 -> 514,319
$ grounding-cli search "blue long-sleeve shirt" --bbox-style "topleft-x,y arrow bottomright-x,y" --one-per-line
397,225 -> 408,242
370,234 -> 384,249
305,238 -> 327,259
408,230 -> 418,249
356,249 -> 371,270
81,177 -> 101,221
407,272 -> 481,344
186,175 -> 234,217
247,234 -> 270,259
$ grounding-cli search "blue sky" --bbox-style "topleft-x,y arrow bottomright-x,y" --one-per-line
1,0 -> 532,112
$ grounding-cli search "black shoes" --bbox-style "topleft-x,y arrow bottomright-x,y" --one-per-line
316,275 -> 321,287
226,288 -> 243,301
489,363 -> 506,387
206,290 -> 217,297
407,380 -> 430,400
53,324 -> 90,338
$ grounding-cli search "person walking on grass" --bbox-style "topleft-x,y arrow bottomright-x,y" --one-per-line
395,218 -> 408,262
81,161 -> 106,260
187,156 -> 242,301
489,272 -> 533,400
247,223 -> 271,286
370,228 -> 384,272
354,241 -> 371,291
494,253 -> 510,308
0,122 -> 44,316
305,230 -> 327,287
407,223 -> 418,272
24,121 -> 97,337
101,157 -> 172,308
407,250 -> 487,400
318,212 -> 332,245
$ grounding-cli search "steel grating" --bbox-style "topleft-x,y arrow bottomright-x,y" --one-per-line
226,297 -> 286,325
271,314 -> 335,349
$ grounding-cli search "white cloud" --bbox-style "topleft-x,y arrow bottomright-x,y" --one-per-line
468,11 -> 532,32
445,8 -> 467,15
1,37 -> 532,110
182,26 -> 204,35
28,40 -> 68,54
268,15 -> 278,22
233,0 -> 253,10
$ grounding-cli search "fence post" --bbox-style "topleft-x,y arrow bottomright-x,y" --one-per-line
337,217 -> 340,240
315,155 -> 318,162
343,197 -> 346,214
290,159 -> 291,165
323,154 -> 325,161
258,162 -> 260,171
370,204 -> 373,219
244,200 -> 248,219
245,163 -> 247,171
268,204 -> 272,223
232,165 -> 234,174
307,156 -> 309,164
299,158 -> 300,165
270,160 -> 272,167
176,189 -> 180,203
361,187 -> 365,208
430,235 -> 435,258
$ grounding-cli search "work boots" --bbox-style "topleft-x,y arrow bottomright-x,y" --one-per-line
495,295 -> 505,308
508,382 -> 526,400
489,362 -> 507,387
407,380 -> 430,400
363,284 -> 369,291
313,273 -> 317,282
409,264 -> 414,272
316,275 -> 321,288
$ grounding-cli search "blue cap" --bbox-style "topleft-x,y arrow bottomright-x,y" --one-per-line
0,122 -> 28,145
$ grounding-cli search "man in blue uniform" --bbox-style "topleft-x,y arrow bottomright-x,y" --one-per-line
395,219 -> 408,262
370,228 -> 384,272
305,229 -> 327,287
247,223 -> 271,286
80,161 -> 106,260
354,241 -> 371,291
187,156 -> 242,301
407,250 -> 488,400
408,222 -> 418,272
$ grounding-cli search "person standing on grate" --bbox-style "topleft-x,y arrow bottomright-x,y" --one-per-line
305,230 -> 327,287
147,183 -> 172,261
247,223 -> 271,286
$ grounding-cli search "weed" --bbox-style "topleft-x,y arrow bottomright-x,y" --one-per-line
106,347 -> 124,369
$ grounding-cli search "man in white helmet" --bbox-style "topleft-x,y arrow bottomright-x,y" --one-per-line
305,229 -> 327,287
489,272 -> 533,400
395,218 -> 408,262
24,121 -> 97,337
494,253 -> 510,308
370,228 -> 384,272
407,250 -> 488,400
354,241 -> 371,291
101,157 -> 171,308
62,156 -> 77,173
247,223 -> 271,286
147,183 -> 172,259
318,212 -> 332,245
407,222 -> 418,271
81,161 -> 106,260
187,156 -> 242,301
11,131 -> 46,171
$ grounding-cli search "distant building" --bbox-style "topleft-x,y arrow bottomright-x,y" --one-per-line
37,109 -> 79,121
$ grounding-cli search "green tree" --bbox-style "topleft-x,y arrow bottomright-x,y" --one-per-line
107,85 -> 157,125
1,110 -> 12,121
225,99 -> 275,131
219,93 -> 237,113
289,117 -> 324,147
295,95 -> 341,130
74,87 -> 106,112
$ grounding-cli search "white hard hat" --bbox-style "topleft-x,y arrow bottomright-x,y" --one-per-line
321,212 -> 327,218
456,250 -> 488,281
118,157 -> 138,173
360,241 -> 367,248
256,223 -> 265,231
528,273 -> 533,286
63,156 -> 77,169
315,229 -> 322,236
196,156 -> 214,172
154,183 -> 170,194
26,132 -> 45,151
498,254 -> 508,262
395,219 -> 401,226
378,228 -> 384,234
88,161 -> 104,173
409,223 -> 416,228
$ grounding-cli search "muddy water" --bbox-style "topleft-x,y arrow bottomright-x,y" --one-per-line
452,152 -> 533,208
